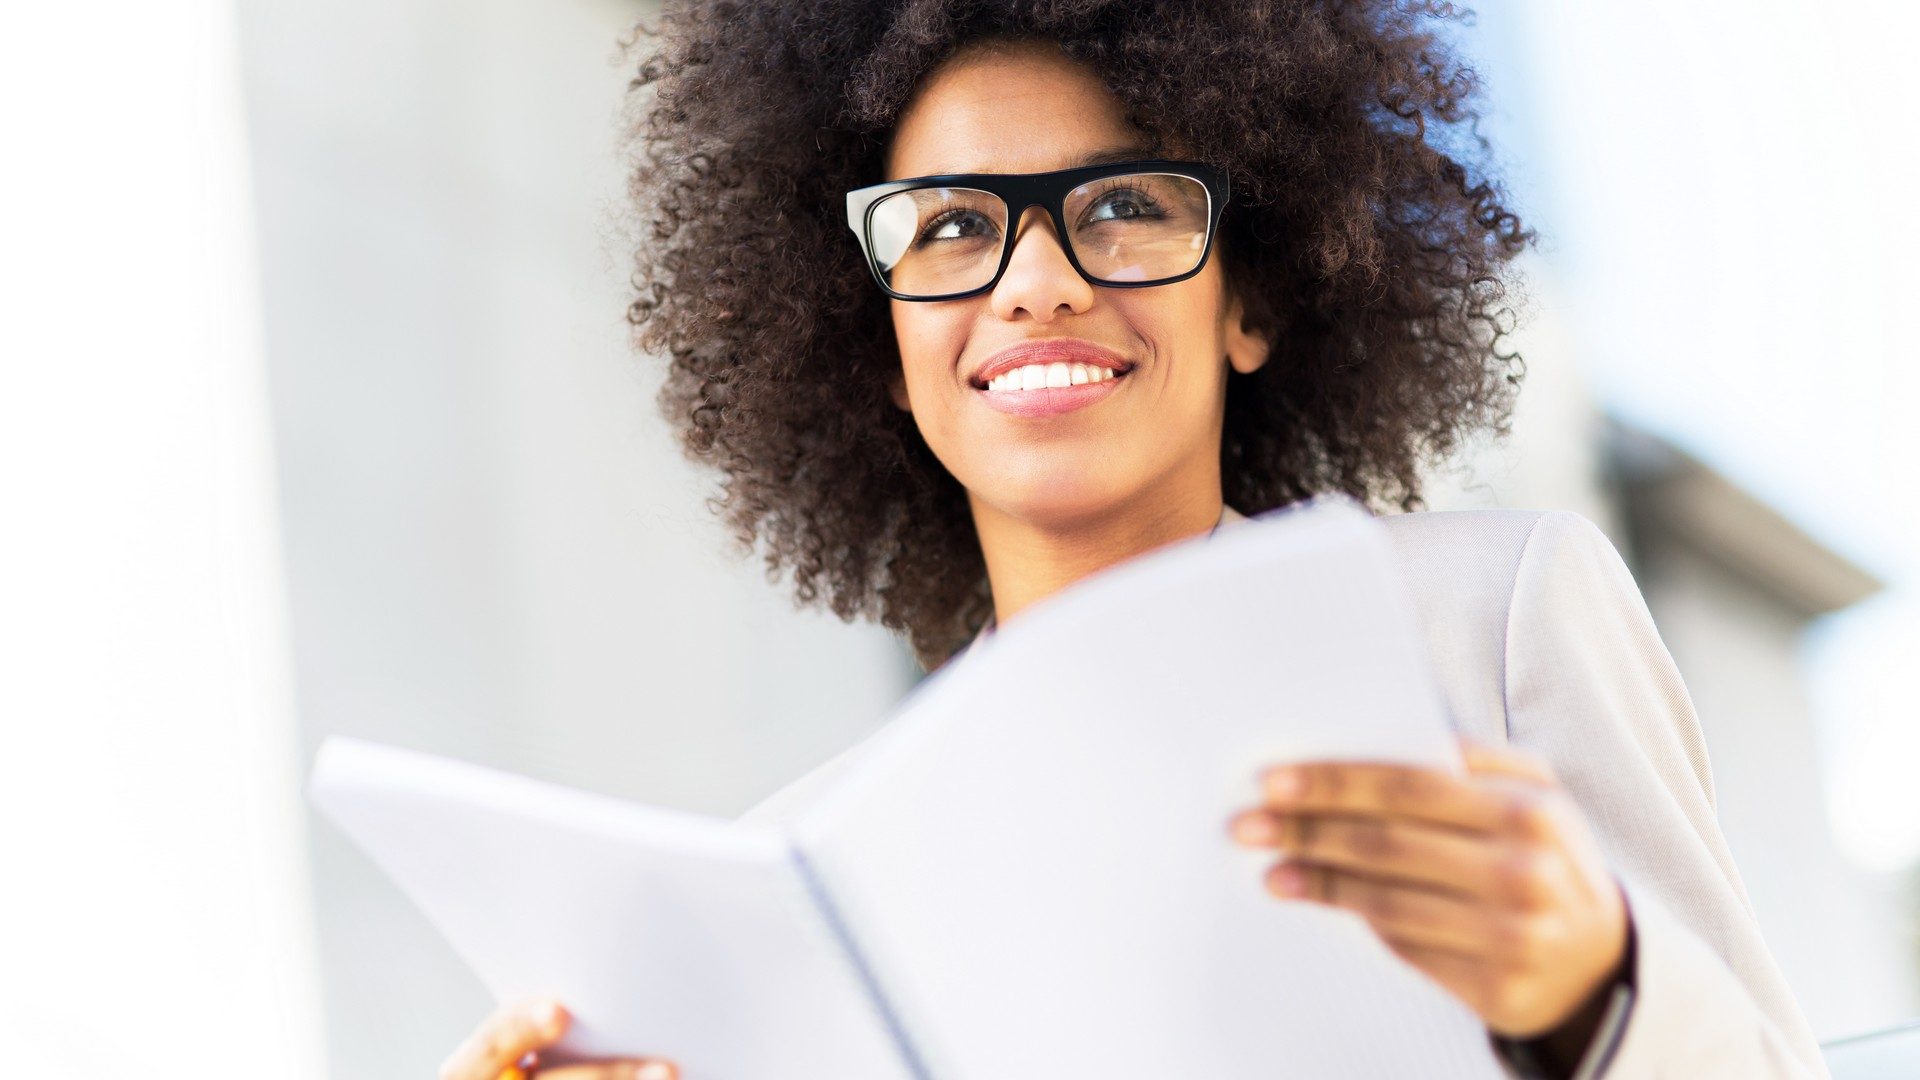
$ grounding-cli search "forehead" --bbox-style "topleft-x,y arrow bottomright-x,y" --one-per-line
884,40 -> 1152,181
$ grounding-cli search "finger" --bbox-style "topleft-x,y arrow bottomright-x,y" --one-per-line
535,1061 -> 680,1080
1459,736 -> 1557,785
1379,934 -> 1496,1017
1259,760 -> 1515,834
1487,782 -> 1587,851
1270,859 -> 1509,956
439,1000 -> 567,1080
1234,809 -> 1517,902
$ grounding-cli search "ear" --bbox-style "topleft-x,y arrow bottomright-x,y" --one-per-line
1223,279 -> 1272,376
887,366 -> 912,412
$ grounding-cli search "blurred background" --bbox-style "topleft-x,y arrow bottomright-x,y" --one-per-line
3,0 -> 1914,1075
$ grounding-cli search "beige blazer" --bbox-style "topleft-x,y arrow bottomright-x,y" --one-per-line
739,503 -> 1830,1079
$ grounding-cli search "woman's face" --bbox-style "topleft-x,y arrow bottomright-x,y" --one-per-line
883,37 -> 1270,530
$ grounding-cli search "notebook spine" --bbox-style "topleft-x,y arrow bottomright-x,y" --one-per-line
786,843 -> 933,1080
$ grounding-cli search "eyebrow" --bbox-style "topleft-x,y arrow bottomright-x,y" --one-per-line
916,143 -> 1159,177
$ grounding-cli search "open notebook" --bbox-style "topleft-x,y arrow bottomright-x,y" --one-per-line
307,493 -> 1508,1080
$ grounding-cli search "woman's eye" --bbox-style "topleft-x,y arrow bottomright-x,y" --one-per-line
919,209 -> 996,243
1088,189 -> 1162,222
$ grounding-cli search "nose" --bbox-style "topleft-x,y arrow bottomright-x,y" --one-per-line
989,204 -> 1096,323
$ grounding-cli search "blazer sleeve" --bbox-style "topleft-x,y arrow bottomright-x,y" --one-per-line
1496,510 -> 1830,1079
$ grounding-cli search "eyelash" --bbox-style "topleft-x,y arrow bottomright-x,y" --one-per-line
918,206 -> 994,244
1083,178 -> 1157,208
915,182 -> 1164,244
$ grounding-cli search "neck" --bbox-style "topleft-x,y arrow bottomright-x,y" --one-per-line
970,484 -> 1227,629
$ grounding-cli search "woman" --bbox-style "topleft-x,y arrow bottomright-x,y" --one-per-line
439,3 -> 1829,1079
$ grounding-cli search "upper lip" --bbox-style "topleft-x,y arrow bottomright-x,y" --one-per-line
969,338 -> 1135,389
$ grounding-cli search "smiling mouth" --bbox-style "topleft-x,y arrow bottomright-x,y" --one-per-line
969,359 -> 1132,419
970,360 -> 1132,392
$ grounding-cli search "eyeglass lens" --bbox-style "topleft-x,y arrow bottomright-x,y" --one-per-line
865,172 -> 1211,297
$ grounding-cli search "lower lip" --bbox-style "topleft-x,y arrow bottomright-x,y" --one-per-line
974,372 -> 1127,417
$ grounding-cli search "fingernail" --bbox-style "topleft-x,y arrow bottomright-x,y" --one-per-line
1230,810 -> 1279,845
1267,862 -> 1305,895
635,1063 -> 677,1080
1263,766 -> 1301,802
534,1000 -> 565,1031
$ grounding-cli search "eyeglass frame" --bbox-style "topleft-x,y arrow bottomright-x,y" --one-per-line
843,158 -> 1231,302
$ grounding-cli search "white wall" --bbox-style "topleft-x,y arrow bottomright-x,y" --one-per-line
0,2 -> 329,1076
233,0 -> 914,1073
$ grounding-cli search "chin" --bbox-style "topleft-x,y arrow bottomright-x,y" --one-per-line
969,467 -> 1137,528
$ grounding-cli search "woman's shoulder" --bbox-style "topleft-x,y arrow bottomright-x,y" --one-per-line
1253,503 -> 1636,677
1369,507 -> 1644,743
1376,503 -> 1580,555
1374,505 -> 1629,608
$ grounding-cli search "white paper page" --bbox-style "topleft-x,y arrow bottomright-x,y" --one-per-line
307,737 -> 909,1080
794,496 -> 1507,1079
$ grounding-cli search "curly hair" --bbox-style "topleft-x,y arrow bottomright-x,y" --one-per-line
619,0 -> 1533,671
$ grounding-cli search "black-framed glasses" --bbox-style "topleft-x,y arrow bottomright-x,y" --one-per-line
844,158 -> 1229,302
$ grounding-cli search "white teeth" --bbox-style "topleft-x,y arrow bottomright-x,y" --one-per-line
986,362 -> 1119,392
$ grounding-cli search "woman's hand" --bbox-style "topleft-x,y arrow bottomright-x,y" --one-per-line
438,999 -> 681,1080
1226,735 -> 1630,1043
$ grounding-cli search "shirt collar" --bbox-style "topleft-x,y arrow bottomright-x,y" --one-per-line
960,501 -> 1251,655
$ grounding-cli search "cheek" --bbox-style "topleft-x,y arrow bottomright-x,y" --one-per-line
891,305 -> 960,387
889,306 -> 974,436
1122,294 -> 1225,395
